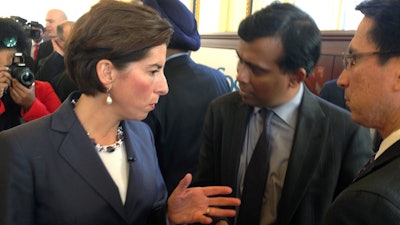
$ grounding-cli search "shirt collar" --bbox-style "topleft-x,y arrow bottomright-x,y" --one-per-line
254,83 -> 303,129
375,128 -> 400,159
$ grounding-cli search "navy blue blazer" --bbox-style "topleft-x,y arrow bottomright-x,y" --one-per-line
323,140 -> 400,225
193,87 -> 374,225
0,92 -> 168,225
35,40 -> 53,73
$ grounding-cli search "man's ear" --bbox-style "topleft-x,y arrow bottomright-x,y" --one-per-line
390,57 -> 400,91
96,59 -> 114,87
394,72 -> 400,92
289,68 -> 307,87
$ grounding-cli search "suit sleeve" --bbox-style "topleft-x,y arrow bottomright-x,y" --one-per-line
323,190 -> 400,225
0,131 -> 35,225
192,103 -> 219,187
21,81 -> 61,122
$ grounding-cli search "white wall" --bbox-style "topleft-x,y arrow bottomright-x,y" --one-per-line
191,47 -> 238,80
0,0 -> 99,25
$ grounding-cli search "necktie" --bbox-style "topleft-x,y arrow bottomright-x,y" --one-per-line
354,155 -> 375,181
33,43 -> 40,60
236,108 -> 273,225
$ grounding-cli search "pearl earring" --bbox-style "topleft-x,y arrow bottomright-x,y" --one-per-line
106,87 -> 112,105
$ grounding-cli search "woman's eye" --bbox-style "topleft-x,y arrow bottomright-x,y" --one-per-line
150,70 -> 159,75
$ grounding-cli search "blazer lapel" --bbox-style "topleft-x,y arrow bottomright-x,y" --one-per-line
120,122 -> 141,219
355,140 -> 400,182
277,89 -> 329,225
52,99 -> 127,222
221,95 -> 252,194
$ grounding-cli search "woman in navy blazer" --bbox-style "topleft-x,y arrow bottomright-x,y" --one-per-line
0,1 -> 240,225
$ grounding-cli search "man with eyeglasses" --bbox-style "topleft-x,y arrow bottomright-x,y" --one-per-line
323,0 -> 400,224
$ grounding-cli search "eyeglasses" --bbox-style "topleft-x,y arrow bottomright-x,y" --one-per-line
342,51 -> 400,69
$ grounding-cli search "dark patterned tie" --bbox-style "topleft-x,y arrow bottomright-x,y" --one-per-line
236,109 -> 273,225
354,155 -> 375,181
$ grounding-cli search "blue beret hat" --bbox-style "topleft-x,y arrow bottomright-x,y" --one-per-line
143,0 -> 201,51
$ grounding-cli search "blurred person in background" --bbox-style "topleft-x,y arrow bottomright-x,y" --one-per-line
49,21 -> 78,101
35,9 -> 67,72
143,0 -> 231,195
0,18 -> 61,131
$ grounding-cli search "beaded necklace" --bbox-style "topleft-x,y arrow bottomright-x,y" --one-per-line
71,97 -> 124,153
91,126 -> 124,153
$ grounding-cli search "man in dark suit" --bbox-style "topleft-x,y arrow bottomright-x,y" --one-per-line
192,3 -> 373,225
142,0 -> 230,195
35,9 -> 67,73
323,0 -> 400,224
37,21 -> 77,101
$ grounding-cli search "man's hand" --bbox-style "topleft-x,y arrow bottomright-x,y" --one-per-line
167,173 -> 240,225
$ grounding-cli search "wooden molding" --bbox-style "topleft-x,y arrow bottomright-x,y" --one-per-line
200,32 -> 239,49
200,30 -> 355,55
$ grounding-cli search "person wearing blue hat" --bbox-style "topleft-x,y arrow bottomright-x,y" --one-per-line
143,0 -> 231,195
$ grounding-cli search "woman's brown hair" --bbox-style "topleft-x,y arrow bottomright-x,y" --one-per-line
64,0 -> 172,95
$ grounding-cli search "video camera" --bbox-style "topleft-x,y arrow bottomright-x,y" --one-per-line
25,21 -> 43,39
8,52 -> 35,88
10,16 -> 43,40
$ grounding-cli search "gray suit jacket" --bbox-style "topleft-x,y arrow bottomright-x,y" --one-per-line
323,140 -> 400,225
193,87 -> 373,225
0,92 -> 167,225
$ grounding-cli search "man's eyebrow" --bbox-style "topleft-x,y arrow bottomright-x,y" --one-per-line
235,50 -> 252,66
235,50 -> 268,73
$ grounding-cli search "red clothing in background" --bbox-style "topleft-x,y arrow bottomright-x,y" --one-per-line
0,80 -> 61,123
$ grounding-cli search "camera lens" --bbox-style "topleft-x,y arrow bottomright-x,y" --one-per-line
9,52 -> 35,88
17,68 -> 35,87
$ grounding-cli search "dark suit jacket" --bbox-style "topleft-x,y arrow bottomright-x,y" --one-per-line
36,51 -> 65,82
144,54 -> 230,195
35,40 -> 54,73
193,87 -> 373,225
0,92 -> 168,225
51,70 -> 78,102
323,140 -> 400,225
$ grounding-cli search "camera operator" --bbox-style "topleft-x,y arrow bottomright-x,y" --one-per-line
0,18 -> 61,131
28,21 -> 45,61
